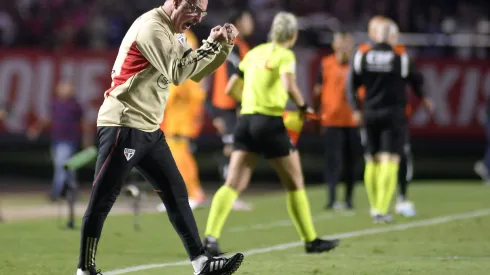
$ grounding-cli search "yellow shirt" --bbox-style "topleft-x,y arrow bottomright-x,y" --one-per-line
238,42 -> 296,116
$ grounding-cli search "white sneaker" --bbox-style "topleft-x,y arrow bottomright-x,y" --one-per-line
189,199 -> 205,210
232,199 -> 253,211
156,203 -> 167,212
370,208 -> 380,218
395,200 -> 416,217
192,253 -> 244,275
333,202 -> 345,210
75,268 -> 100,275
474,161 -> 490,184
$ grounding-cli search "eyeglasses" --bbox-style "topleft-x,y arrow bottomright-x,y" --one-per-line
183,0 -> 207,17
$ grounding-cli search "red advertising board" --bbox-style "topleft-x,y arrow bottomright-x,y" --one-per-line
0,49 -> 115,133
0,49 -> 489,137
409,58 -> 489,137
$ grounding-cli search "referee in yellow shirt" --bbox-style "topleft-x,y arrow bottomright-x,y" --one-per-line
203,12 -> 339,256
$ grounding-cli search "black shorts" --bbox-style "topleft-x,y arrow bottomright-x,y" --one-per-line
362,118 -> 406,155
213,107 -> 238,143
233,114 -> 294,159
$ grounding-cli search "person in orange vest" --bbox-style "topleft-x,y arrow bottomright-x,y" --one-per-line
208,10 -> 255,211
313,32 -> 360,210
156,29 -> 207,212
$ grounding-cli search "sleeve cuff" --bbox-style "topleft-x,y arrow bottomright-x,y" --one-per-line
205,38 -> 222,52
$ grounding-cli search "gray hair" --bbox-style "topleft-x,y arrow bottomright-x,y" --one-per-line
269,12 -> 298,43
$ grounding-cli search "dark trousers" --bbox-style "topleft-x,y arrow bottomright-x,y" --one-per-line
398,125 -> 413,200
323,126 -> 361,206
78,127 -> 204,270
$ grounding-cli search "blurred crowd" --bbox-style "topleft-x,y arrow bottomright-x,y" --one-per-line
0,0 -> 489,50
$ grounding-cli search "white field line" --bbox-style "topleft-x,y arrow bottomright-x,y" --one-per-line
105,208 -> 490,275
227,211 -> 356,233
295,253 -> 490,260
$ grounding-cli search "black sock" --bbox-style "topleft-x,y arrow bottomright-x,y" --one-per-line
345,180 -> 354,206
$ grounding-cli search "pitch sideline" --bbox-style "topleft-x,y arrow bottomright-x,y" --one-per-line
105,208 -> 490,275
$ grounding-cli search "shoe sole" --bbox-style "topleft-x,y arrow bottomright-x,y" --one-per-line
222,253 -> 244,275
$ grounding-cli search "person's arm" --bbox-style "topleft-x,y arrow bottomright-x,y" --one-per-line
346,68 -> 362,112
72,101 -> 93,148
81,118 -> 94,148
346,51 -> 363,113
190,39 -> 234,83
191,24 -> 240,82
282,73 -> 306,109
313,63 -> 324,112
402,54 -> 424,98
401,53 -> 433,112
346,51 -> 365,123
226,46 -> 241,77
279,52 -> 307,110
27,117 -> 50,140
136,21 -> 233,86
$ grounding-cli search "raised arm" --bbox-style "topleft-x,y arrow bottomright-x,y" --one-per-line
190,38 -> 234,83
400,53 -> 433,112
191,24 -> 239,82
136,21 -> 233,85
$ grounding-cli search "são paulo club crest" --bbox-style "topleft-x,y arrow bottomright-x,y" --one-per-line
124,148 -> 135,161
177,33 -> 187,46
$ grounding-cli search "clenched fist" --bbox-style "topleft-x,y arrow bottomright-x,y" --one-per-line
223,23 -> 239,44
209,25 -> 229,44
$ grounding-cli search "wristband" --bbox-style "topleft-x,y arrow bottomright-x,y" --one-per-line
298,104 -> 307,112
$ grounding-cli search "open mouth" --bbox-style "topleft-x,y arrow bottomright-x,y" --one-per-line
184,23 -> 192,29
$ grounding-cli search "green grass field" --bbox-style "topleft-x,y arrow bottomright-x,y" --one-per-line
2,181 -> 490,275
